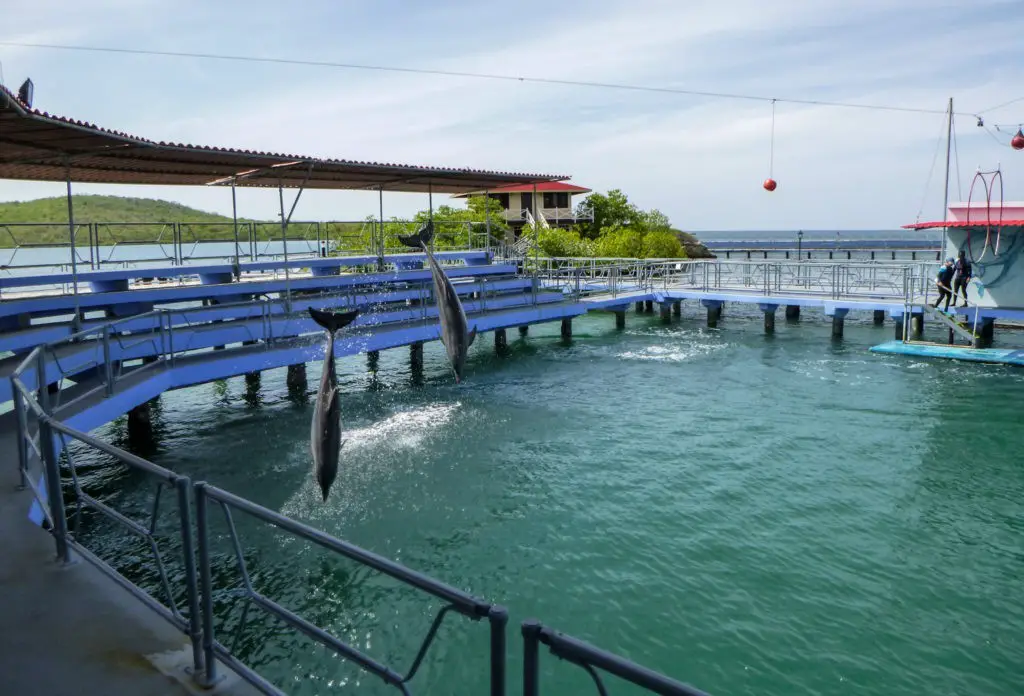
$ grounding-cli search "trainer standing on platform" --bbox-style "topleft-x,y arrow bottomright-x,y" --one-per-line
953,250 -> 972,308
934,257 -> 955,312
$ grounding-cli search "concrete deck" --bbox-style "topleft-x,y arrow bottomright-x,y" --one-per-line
0,438 -> 251,695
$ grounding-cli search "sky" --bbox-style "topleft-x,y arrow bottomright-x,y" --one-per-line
0,0 -> 1022,231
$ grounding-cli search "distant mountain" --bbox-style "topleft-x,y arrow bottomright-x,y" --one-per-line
0,195 -> 239,226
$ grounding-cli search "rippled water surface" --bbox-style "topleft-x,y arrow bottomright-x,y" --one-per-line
79,306 -> 1024,695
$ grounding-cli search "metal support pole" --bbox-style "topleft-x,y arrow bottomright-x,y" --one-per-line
378,186 -> 385,268
195,482 -> 218,686
230,178 -> 240,270
484,188 -> 491,255
532,183 -> 539,271
278,184 -> 292,311
65,164 -> 81,332
489,606 -> 508,696
175,478 -> 206,679
428,184 -> 434,252
522,620 -> 541,696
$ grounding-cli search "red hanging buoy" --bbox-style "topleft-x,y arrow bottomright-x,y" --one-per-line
1012,128 -> 1024,150
763,178 -> 777,192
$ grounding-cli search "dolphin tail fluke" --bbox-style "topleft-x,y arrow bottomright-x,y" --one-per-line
308,307 -> 359,333
397,220 -> 435,249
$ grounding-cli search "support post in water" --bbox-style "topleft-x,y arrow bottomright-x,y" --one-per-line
286,363 -> 307,389
785,304 -> 800,321
635,301 -> 644,314
910,313 -> 924,340
644,299 -> 653,314
702,299 -> 723,328
829,307 -> 849,339
367,350 -> 380,372
974,318 -> 995,348
615,310 -> 626,330
561,318 -> 572,341
410,341 -> 424,373
672,300 -> 681,317
893,315 -> 905,341
873,309 -> 886,326
760,303 -> 778,334
660,303 -> 672,323
127,401 -> 154,448
495,328 -> 508,352
518,325 -> 529,337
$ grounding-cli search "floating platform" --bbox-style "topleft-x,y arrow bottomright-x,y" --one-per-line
868,340 -> 1024,366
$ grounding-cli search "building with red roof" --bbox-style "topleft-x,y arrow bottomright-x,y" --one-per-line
452,182 -> 593,229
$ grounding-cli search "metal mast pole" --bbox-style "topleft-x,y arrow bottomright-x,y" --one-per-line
941,97 -> 954,256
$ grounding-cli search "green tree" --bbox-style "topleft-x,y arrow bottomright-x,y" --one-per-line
574,189 -> 645,240
595,225 -> 644,258
641,229 -> 685,258
537,226 -> 594,257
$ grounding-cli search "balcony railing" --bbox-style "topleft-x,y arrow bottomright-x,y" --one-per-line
503,208 -> 593,224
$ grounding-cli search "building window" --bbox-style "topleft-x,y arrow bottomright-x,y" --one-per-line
488,193 -> 510,209
543,192 -> 569,208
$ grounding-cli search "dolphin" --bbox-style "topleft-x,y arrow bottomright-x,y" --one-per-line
397,221 -> 476,382
307,306 -> 359,501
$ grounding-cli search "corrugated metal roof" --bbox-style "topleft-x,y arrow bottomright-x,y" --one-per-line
451,182 -> 592,197
903,220 -> 1024,230
0,83 -> 569,192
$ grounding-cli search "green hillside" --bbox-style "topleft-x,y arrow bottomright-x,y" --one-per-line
0,195 -> 237,226
0,195 -> 367,248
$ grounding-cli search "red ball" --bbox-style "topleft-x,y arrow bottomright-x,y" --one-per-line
763,178 -> 778,192
1012,129 -> 1024,151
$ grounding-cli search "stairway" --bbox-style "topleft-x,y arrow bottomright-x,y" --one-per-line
921,304 -> 977,343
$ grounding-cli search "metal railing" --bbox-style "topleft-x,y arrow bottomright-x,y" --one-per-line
528,257 -> 936,303
0,218 -> 506,279
195,483 -> 508,695
10,349 -> 206,680
522,621 -> 711,696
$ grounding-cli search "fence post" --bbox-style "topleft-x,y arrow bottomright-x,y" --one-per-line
194,482 -> 219,687
12,381 -> 28,489
102,324 -> 114,396
522,619 -> 542,696
175,477 -> 206,681
489,606 -> 508,696
36,351 -> 70,564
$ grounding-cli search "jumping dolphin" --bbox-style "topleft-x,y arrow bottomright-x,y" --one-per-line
308,307 -> 359,501
397,222 -> 476,382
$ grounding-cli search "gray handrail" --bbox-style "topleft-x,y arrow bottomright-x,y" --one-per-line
195,481 -> 507,695
522,621 -> 712,696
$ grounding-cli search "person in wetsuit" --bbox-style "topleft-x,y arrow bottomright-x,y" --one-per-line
934,257 -> 955,311
953,250 -> 972,307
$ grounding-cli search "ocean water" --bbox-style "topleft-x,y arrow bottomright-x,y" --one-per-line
72,307 -> 1024,695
